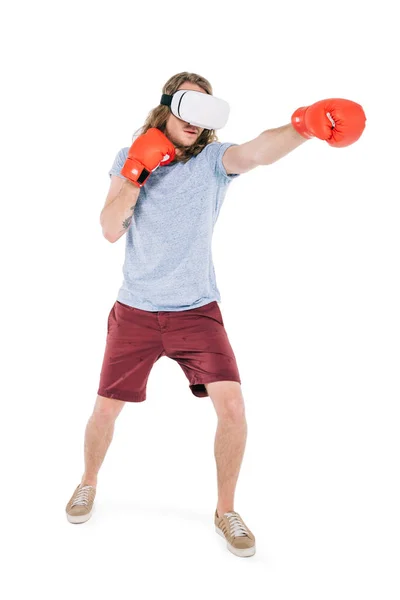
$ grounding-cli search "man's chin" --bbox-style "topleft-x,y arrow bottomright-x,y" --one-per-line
175,140 -> 193,149
173,143 -> 193,158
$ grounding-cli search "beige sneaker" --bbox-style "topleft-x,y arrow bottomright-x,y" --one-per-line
214,509 -> 256,557
66,484 -> 96,524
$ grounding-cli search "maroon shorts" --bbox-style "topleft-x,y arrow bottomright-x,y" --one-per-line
97,300 -> 241,402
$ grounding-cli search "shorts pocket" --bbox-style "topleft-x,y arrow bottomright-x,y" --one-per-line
211,302 -> 224,326
107,304 -> 116,334
116,301 -> 136,311
215,303 -> 224,327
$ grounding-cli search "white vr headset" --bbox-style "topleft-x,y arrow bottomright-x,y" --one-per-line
160,90 -> 230,130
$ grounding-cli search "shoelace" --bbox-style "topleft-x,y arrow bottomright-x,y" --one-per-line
71,485 -> 93,507
224,512 -> 248,537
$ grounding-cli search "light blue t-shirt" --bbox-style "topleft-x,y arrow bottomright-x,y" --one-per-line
108,140 -> 240,312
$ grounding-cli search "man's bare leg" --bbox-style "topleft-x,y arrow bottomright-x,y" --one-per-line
80,395 -> 125,487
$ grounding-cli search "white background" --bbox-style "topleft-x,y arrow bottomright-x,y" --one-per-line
2,0 -> 399,598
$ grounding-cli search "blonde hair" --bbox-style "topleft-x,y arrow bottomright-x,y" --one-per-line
133,72 -> 219,163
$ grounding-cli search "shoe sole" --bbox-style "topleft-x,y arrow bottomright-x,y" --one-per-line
215,526 -> 256,557
66,507 -> 94,524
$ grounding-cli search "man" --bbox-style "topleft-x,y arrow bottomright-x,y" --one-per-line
65,72 -> 366,558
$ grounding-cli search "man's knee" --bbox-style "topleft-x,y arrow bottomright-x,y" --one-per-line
93,394 -> 125,420
206,381 -> 246,420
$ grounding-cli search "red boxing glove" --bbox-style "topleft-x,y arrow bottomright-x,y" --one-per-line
121,128 -> 176,187
291,98 -> 366,147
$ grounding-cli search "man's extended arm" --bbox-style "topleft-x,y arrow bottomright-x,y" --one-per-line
222,98 -> 366,175
223,124 -> 306,174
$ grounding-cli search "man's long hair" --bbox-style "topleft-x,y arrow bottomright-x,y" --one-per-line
132,72 -> 219,164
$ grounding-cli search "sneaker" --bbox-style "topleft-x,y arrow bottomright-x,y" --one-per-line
66,484 -> 96,524
214,509 -> 256,557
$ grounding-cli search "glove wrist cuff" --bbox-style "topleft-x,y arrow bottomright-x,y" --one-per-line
291,106 -> 314,139
121,157 -> 150,187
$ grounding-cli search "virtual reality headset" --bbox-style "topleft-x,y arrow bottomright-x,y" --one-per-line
160,90 -> 230,130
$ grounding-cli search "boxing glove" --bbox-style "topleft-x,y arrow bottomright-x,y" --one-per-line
291,98 -> 366,147
121,128 -> 176,187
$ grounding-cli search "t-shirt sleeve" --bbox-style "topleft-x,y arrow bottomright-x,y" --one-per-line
202,142 -> 241,183
108,147 -> 129,179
